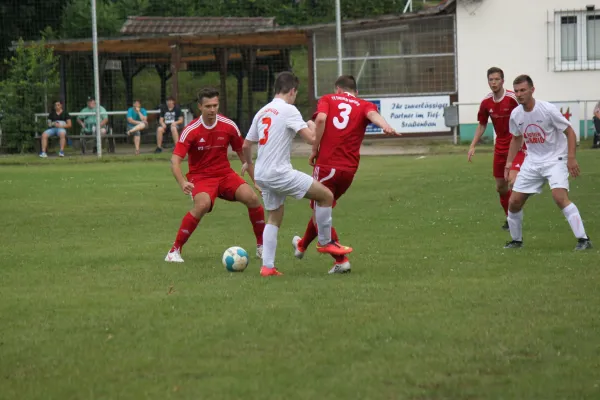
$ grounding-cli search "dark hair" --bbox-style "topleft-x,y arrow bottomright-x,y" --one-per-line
166,96 -> 175,102
133,99 -> 141,104
335,75 -> 357,92
197,87 -> 219,104
87,97 -> 95,102
274,71 -> 299,95
513,74 -> 534,87
487,67 -> 504,80
53,100 -> 62,105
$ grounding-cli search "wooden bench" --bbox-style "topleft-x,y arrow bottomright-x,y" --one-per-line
34,129 -> 132,154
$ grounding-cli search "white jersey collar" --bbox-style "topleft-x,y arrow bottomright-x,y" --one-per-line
200,116 -> 217,130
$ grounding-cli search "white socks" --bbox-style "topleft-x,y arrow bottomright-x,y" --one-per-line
315,205 -> 332,245
262,224 -> 279,268
507,210 -> 523,242
562,203 -> 588,239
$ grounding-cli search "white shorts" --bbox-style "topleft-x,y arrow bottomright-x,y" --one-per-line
512,160 -> 569,194
255,169 -> 314,211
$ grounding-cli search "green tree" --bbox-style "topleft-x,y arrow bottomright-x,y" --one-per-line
60,0 -> 123,39
0,39 -> 59,153
0,0 -> 67,78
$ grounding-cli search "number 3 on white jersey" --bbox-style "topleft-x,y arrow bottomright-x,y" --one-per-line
333,103 -> 352,130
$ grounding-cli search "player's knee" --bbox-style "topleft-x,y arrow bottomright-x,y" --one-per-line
508,196 -> 523,212
496,182 -> 509,194
192,200 -> 211,217
551,191 -> 570,208
246,192 -> 261,208
318,188 -> 334,206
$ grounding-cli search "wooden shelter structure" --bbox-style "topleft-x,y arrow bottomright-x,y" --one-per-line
43,17 -> 314,129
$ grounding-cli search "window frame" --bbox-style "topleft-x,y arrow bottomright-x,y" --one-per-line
555,10 -> 600,71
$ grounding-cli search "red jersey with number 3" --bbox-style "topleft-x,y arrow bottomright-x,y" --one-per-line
314,93 -> 378,171
477,90 -> 519,155
173,115 -> 243,177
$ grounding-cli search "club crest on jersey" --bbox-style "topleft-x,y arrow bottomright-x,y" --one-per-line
524,124 -> 546,144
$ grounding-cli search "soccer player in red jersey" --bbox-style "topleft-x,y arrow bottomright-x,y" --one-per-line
292,75 -> 398,274
165,88 -> 265,262
467,67 -> 525,230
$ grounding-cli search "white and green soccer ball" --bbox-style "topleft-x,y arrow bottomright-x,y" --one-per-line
222,246 -> 249,272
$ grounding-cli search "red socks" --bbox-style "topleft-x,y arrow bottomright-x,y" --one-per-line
300,218 -> 318,248
500,190 -> 511,216
172,212 -> 200,251
248,206 -> 265,245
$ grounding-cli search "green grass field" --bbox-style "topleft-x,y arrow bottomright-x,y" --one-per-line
1,151 -> 599,400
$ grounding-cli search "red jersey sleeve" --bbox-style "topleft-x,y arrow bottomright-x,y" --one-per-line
228,122 -> 243,152
313,96 -> 331,120
362,101 -> 378,117
173,125 -> 194,157
477,101 -> 490,125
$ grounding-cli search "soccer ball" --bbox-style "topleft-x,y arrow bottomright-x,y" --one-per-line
222,246 -> 249,272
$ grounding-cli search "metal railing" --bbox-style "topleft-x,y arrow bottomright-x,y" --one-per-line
34,108 -> 194,137
452,99 -> 598,142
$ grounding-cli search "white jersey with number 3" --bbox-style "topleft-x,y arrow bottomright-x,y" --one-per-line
509,100 -> 571,164
247,98 -> 308,180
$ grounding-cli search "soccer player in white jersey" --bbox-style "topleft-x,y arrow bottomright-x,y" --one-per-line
504,74 -> 592,250
242,71 -> 353,277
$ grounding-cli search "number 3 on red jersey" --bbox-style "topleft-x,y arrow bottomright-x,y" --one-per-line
333,103 -> 352,130
259,117 -> 271,145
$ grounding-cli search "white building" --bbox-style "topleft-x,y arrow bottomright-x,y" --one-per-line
455,0 -> 600,142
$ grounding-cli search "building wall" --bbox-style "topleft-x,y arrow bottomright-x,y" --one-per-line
455,0 -> 600,142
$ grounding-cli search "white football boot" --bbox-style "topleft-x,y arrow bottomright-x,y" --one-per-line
328,258 -> 351,274
292,235 -> 305,259
165,248 -> 184,263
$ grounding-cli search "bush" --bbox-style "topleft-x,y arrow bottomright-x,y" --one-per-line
0,39 -> 58,153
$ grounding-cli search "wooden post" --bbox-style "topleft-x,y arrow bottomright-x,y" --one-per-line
235,71 -> 244,128
242,49 -> 257,131
155,64 -> 168,104
59,54 -> 68,108
170,42 -> 181,102
121,57 -> 134,107
306,34 -> 317,112
214,48 -> 229,115
266,62 -> 274,101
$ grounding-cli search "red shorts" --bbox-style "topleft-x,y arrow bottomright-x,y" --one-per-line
510,150 -> 526,172
188,171 -> 246,212
310,165 -> 355,209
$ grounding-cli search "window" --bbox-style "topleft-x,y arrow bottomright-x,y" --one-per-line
555,10 -> 600,71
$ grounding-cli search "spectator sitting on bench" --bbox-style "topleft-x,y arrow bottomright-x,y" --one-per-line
40,100 -> 71,158
593,100 -> 600,149
155,96 -> 183,153
77,97 -> 108,136
126,99 -> 148,155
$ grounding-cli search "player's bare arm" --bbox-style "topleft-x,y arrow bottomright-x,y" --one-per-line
236,149 -> 256,182
310,112 -> 327,166
159,117 -> 166,129
468,123 -> 487,162
504,135 -> 523,181
241,139 -> 256,177
170,154 -> 194,195
298,125 -> 316,146
565,126 -> 580,178
367,111 -> 399,136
